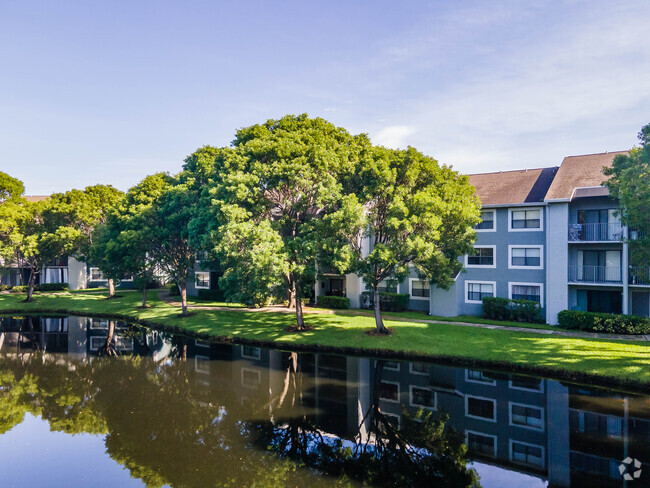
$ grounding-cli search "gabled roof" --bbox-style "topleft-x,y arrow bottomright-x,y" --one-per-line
544,151 -> 628,201
468,167 -> 558,206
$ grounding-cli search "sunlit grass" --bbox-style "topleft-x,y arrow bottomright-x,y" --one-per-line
1,289 -> 649,387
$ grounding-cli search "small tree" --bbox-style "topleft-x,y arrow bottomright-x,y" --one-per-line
604,123 -> 650,267
351,146 -> 480,334
0,171 -> 25,202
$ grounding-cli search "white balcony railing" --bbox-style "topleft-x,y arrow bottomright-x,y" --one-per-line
568,223 -> 623,242
568,265 -> 622,284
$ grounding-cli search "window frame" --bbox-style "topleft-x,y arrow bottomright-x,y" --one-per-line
508,377 -> 544,393
465,430 -> 497,458
465,395 -> 497,423
409,362 -> 429,376
241,345 -> 261,360
507,282 -> 544,304
409,385 -> 437,410
465,280 -> 497,304
509,401 -> 545,432
379,381 -> 401,403
241,367 -> 261,388
509,439 -> 545,468
89,267 -> 105,281
475,209 -> 496,232
194,271 -> 210,289
508,207 -> 544,232
508,245 -> 544,270
465,245 -> 497,269
409,278 -> 430,300
465,368 -> 497,385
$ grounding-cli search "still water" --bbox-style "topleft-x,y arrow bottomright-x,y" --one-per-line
0,315 -> 648,488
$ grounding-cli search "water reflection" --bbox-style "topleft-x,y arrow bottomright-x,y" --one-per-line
0,315 -> 648,487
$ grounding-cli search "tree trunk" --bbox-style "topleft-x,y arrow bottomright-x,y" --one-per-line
179,282 -> 188,316
287,276 -> 295,308
292,279 -> 306,330
26,270 -> 36,302
108,278 -> 115,298
141,287 -> 147,308
373,286 -> 388,334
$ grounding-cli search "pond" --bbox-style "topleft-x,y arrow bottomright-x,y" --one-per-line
0,315 -> 648,487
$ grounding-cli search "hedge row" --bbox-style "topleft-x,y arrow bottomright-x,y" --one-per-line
557,310 -> 650,335
482,296 -> 544,323
0,283 -> 69,293
316,295 -> 350,309
361,292 -> 410,312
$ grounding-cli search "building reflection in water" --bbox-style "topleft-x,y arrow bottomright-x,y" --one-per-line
0,315 -> 648,488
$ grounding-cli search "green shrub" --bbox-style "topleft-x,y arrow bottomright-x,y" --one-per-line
169,284 -> 180,296
0,285 -> 12,291
361,292 -> 411,312
317,295 -> 350,309
557,310 -> 650,335
38,283 -> 69,292
11,285 -> 28,293
197,289 -> 224,301
482,296 -> 544,323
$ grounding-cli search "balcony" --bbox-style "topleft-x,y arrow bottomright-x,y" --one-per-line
568,265 -> 622,284
629,266 -> 650,286
568,223 -> 623,242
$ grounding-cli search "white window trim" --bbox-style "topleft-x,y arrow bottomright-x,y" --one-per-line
509,439 -> 546,468
508,207 -> 544,232
89,267 -> 105,281
409,362 -> 429,376
465,245 -> 497,269
195,339 -> 211,348
508,401 -> 545,432
465,395 -> 497,423
379,380 -> 401,403
476,209 -> 497,233
409,278 -> 430,300
241,345 -> 261,360
195,355 -> 210,374
507,245 -> 544,270
507,282 -> 544,304
241,367 -> 261,388
465,368 -> 497,385
508,378 -> 544,393
409,385 -> 438,410
194,271 -> 210,290
90,336 -> 107,351
465,430 -> 497,458
464,280 -> 497,304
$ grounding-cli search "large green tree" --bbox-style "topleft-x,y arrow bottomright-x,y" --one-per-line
350,146 -> 480,334
196,115 -> 369,329
0,171 -> 25,202
604,123 -> 650,267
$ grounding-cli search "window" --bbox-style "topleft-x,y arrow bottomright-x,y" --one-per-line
475,210 -> 495,231
510,403 -> 544,431
508,283 -> 543,303
89,267 -> 104,281
379,382 -> 400,402
466,369 -> 496,385
195,339 -> 211,348
378,279 -> 398,293
509,208 -> 542,231
466,396 -> 496,422
410,279 -> 430,299
382,361 -> 400,371
410,362 -> 429,375
410,386 -> 436,409
510,441 -> 544,467
509,246 -> 543,269
466,246 -> 496,267
195,355 -> 210,374
241,345 -> 261,360
509,376 -> 543,392
241,368 -> 261,388
466,431 -> 497,457
465,281 -> 496,304
195,271 -> 210,289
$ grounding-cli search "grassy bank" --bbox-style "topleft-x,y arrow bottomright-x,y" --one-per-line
1,290 -> 649,390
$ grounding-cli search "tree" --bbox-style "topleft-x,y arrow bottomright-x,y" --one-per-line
199,115 -> 369,329
47,185 -> 124,297
350,146 -> 480,334
604,123 -> 650,267
0,171 -> 25,202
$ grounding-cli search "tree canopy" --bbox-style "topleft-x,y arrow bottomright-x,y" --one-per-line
0,171 -> 25,202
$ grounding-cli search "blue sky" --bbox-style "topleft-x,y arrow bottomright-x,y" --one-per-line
1,0 -> 649,194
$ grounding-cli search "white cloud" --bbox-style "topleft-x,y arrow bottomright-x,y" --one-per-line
372,125 -> 417,149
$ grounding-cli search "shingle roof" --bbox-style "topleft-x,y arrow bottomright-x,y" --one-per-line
468,167 -> 558,206
544,151 -> 628,201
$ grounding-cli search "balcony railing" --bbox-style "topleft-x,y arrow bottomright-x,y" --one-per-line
568,223 -> 623,242
629,266 -> 650,286
568,265 -> 622,284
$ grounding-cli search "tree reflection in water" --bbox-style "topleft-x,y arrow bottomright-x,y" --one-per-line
249,355 -> 480,488
0,321 -> 480,487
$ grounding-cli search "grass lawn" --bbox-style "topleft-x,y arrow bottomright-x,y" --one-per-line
1,290 -> 649,389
